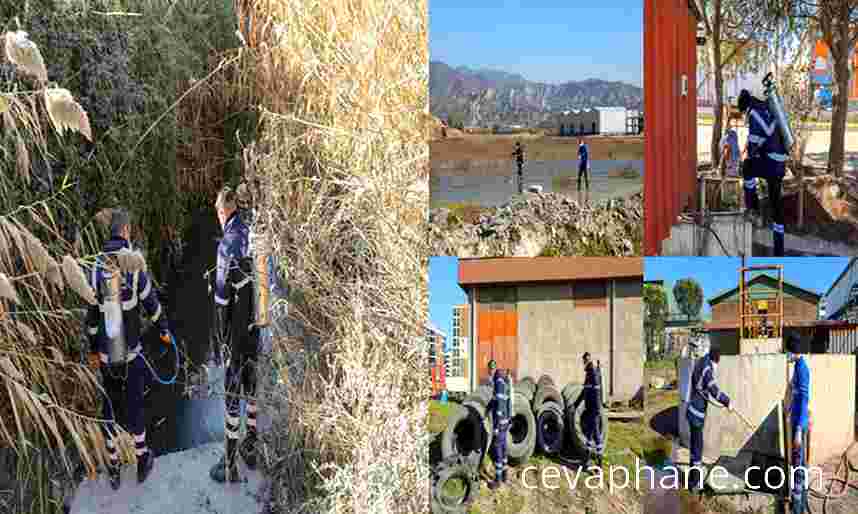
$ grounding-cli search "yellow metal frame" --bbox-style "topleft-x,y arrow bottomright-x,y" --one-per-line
738,265 -> 785,340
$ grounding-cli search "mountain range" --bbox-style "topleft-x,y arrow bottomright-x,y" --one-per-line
430,61 -> 643,126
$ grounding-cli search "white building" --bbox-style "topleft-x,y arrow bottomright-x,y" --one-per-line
554,107 -> 629,136
824,258 -> 858,321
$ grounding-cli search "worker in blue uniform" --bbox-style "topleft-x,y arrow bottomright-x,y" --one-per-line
85,209 -> 171,490
210,186 -> 261,482
512,142 -> 525,194
577,138 -> 590,191
738,89 -> 789,256
487,360 -> 512,490
686,347 -> 730,492
573,352 -> 603,468
787,333 -> 810,514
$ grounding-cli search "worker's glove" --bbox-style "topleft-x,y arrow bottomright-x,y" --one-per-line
719,394 -> 730,410
87,352 -> 101,372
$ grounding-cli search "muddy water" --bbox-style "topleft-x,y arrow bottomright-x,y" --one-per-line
431,159 -> 643,207
141,210 -> 225,456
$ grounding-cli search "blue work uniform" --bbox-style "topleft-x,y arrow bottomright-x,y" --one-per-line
85,236 -> 167,465
215,211 -> 260,445
574,361 -> 603,457
743,99 -> 788,256
512,146 -> 525,193
489,370 -> 512,482
577,143 -> 590,190
790,356 -> 810,514
686,353 -> 730,489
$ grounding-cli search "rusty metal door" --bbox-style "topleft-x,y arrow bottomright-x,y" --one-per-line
476,287 -> 519,384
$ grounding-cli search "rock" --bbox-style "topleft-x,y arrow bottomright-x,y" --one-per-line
429,192 -> 643,257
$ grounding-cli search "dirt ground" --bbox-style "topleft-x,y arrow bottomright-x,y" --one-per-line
431,134 -> 645,163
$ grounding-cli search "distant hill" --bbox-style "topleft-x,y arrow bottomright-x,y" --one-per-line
430,61 -> 643,126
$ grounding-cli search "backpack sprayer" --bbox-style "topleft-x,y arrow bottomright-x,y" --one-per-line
97,250 -> 179,385
762,72 -> 795,153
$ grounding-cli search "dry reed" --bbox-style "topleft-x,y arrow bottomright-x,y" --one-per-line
241,0 -> 429,512
0,26 -> 135,490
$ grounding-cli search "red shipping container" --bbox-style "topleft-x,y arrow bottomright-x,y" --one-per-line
644,0 -> 701,255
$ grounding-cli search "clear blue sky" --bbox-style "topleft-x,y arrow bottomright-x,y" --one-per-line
429,1 -> 643,86
644,258 -> 850,315
429,256 -> 465,350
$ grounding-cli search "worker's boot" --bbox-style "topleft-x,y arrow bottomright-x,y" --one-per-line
487,469 -> 502,490
137,450 -> 155,484
239,432 -> 257,470
210,440 -> 240,483
108,463 -> 121,491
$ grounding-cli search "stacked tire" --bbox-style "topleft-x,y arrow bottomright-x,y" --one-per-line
561,383 -> 609,457
442,386 -> 493,462
441,380 -> 537,466
533,375 -> 565,455
431,454 -> 479,514
506,389 -> 536,465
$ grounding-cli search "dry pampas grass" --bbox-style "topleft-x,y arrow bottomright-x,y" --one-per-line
44,88 -> 93,142
243,0 -> 429,512
62,255 -> 97,306
0,273 -> 18,304
115,247 -> 147,273
3,31 -> 47,83
94,208 -> 113,229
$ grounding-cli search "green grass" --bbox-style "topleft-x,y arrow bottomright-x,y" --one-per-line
428,400 -> 456,435
645,358 -> 677,370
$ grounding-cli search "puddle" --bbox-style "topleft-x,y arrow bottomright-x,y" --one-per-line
431,159 -> 643,207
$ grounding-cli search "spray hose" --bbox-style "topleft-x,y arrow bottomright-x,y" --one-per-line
140,332 -> 180,386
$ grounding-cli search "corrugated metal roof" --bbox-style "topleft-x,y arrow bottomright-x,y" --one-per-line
458,257 -> 643,286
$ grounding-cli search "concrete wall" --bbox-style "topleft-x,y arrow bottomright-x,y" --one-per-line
612,279 -> 645,401
679,354 -> 856,466
661,215 -> 753,257
516,278 -> 643,402
517,283 -> 609,391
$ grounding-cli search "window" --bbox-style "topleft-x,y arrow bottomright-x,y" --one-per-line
574,280 -> 607,308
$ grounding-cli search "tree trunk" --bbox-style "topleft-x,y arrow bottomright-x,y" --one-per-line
829,29 -> 851,178
710,37 -> 725,169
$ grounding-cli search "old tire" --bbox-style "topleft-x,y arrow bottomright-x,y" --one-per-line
464,384 -> 492,409
562,382 -> 583,404
536,401 -> 565,455
533,384 -> 564,410
516,377 -> 536,403
537,374 -> 555,389
506,391 -> 536,465
441,404 -> 491,462
431,455 -> 480,514
564,391 -> 609,457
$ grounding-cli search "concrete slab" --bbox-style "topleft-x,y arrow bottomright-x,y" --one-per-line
69,442 -> 269,514
805,355 -> 856,465
661,214 -> 752,257
739,338 -> 782,354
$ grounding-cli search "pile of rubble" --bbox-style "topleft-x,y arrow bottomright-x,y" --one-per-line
428,191 -> 643,257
